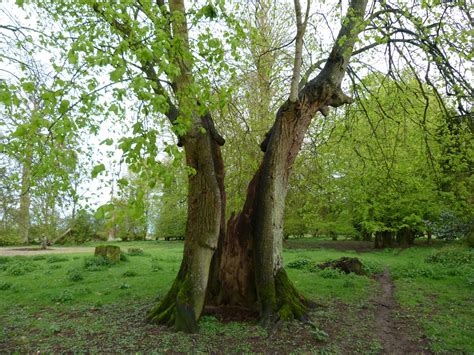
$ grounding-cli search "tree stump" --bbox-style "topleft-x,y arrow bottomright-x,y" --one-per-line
317,257 -> 365,275
94,245 -> 121,262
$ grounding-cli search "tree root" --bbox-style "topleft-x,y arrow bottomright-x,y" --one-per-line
147,266 -> 198,333
259,269 -> 313,326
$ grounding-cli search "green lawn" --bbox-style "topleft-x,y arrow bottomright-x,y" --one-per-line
0,239 -> 472,353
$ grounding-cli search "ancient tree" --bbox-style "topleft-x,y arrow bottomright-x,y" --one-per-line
33,0 -> 471,332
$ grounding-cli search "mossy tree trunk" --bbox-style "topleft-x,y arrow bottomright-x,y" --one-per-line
147,115 -> 225,332
147,0 -> 225,333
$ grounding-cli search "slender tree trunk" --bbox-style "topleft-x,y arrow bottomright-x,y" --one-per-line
19,148 -> 33,244
362,230 -> 372,241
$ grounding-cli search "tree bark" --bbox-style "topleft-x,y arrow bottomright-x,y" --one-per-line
148,119 -> 224,332
19,147 -> 33,244
396,228 -> 415,247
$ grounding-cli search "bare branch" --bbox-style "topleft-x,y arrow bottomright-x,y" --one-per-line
289,0 -> 310,102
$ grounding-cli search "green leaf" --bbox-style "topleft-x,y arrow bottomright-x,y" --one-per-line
109,103 -> 119,115
91,164 -> 106,178
11,125 -> 27,137
58,100 -> 70,115
200,4 -> 217,19
0,87 -> 12,105
110,66 -> 126,82
68,50 -> 78,64
132,122 -> 143,134
117,178 -> 129,186
21,82 -> 35,93
100,138 -> 113,146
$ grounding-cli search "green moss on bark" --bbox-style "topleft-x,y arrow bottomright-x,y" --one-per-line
274,269 -> 308,321
147,262 -> 198,333
256,268 -> 309,324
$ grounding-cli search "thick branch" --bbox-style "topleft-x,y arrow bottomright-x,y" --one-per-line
315,0 -> 368,87
303,0 -> 368,106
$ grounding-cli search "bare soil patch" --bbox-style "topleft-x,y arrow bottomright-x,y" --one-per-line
373,268 -> 431,354
0,247 -> 94,256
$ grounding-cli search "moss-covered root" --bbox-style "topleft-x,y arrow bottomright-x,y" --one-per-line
147,271 -> 198,333
274,268 -> 310,322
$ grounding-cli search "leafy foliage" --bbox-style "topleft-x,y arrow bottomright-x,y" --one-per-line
425,246 -> 474,266
286,258 -> 312,270
67,268 -> 84,282
83,256 -> 112,271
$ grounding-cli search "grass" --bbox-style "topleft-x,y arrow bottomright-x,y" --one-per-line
0,239 -> 472,353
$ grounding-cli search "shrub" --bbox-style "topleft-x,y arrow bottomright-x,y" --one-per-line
319,268 -> 342,279
83,256 -> 111,271
0,281 -> 13,291
49,324 -> 61,335
119,283 -> 131,289
31,255 -> 47,261
361,260 -> 384,275
122,270 -> 138,277
287,258 -> 312,269
49,264 -> 62,270
67,268 -> 84,282
430,211 -> 471,240
46,255 -> 69,263
310,327 -> 329,342
0,233 -> 22,246
392,264 -> 442,280
51,290 -> 73,303
127,248 -> 144,256
5,262 -> 35,276
0,256 -> 11,265
425,246 -> 474,266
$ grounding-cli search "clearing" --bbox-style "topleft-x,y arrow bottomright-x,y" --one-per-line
0,239 -> 472,353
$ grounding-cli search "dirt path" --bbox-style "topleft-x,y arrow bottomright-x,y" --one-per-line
373,268 -> 431,354
0,247 -> 94,256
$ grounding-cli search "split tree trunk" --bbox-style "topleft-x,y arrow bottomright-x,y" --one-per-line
207,0 -> 368,322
